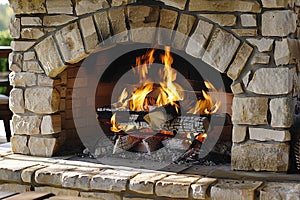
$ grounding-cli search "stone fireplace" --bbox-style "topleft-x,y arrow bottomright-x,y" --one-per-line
7,0 -> 300,173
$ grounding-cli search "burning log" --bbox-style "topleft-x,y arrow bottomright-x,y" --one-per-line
113,135 -> 141,154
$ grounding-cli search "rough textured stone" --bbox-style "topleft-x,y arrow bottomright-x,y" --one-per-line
80,192 -> 122,200
202,28 -> 240,73
41,115 -> 61,134
274,39 -> 300,66
0,183 -> 30,193
9,88 -> 24,113
259,182 -> 300,199
211,180 -> 263,200
55,23 -> 87,64
21,17 -> 42,26
80,16 -> 98,53
249,128 -> 290,142
199,14 -> 236,26
74,0 -> 109,15
231,83 -> 243,94
9,52 -> 22,73
127,6 -> 159,44
232,29 -> 258,37
29,137 -> 60,157
158,9 -> 178,46
157,0 -> 186,9
173,14 -> 196,50
21,165 -> 46,183
9,72 -> 36,87
12,114 -> 42,135
261,0 -> 292,8
37,75 -> 55,86
11,135 -> 29,154
251,53 -> 270,65
231,141 -> 290,171
227,43 -> 253,80
9,17 -> 20,39
111,0 -> 136,6
43,15 -> 78,26
262,11 -> 297,36
232,126 -> 247,143
270,97 -> 294,128
23,61 -> 44,73
11,41 -> 35,52
90,169 -> 138,192
35,186 -> 79,196
186,19 -> 213,58
46,0 -> 73,14
189,0 -> 261,13
247,67 -> 293,95
108,7 -> 128,42
23,51 -> 36,60
155,175 -> 200,198
21,28 -> 45,39
232,97 -> 268,125
94,11 -> 111,43
9,0 -> 46,14
35,36 -> 66,77
246,38 -> 274,52
25,87 -> 60,114
240,14 -> 257,27
191,177 -> 217,200
129,173 -> 167,194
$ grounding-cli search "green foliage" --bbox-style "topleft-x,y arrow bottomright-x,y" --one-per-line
0,3 -> 13,31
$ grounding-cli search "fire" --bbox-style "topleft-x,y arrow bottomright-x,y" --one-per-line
195,133 -> 207,143
110,113 -> 121,133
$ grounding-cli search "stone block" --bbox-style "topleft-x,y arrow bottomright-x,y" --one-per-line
129,173 -> 167,194
189,0 -> 261,13
127,6 -> 159,44
23,51 -> 36,60
43,15 -> 78,26
202,28 -> 240,73
274,39 -> 300,66
232,97 -> 268,125
246,38 -> 273,52
90,169 -> 139,192
9,72 -> 36,87
158,9 -> 178,46
21,28 -> 45,40
11,41 -> 35,52
172,14 -> 196,50
9,17 -> 20,39
11,135 -> 30,154
111,0 -> 136,6
56,23 -> 87,64
240,14 -> 257,27
251,53 -> 270,65
46,0 -> 73,14
191,177 -> 217,199
247,67 -> 293,95
199,14 -> 236,26
23,61 -> 44,73
0,159 -> 38,182
9,0 -> 46,14
231,83 -> 243,94
74,0 -> 109,15
108,7 -> 128,43
37,75 -> 54,86
232,29 -> 257,37
232,126 -> 247,143
29,137 -> 60,157
41,115 -> 61,134
211,180 -> 262,200
259,182 -> 300,200
270,97 -> 294,128
9,52 -> 22,73
35,186 -> 79,196
62,169 -> 96,190
249,128 -> 290,142
227,43 -> 253,80
12,114 -> 42,135
35,36 -> 66,77
155,175 -> 200,198
9,88 -> 24,114
21,17 -> 42,26
80,192 -> 122,200
261,0 -> 292,8
262,11 -> 297,36
25,87 -> 60,114
185,19 -> 214,58
94,11 -> 111,43
0,183 -> 31,193
157,0 -> 186,9
80,16 -> 99,53
21,165 -> 46,183
231,141 -> 290,171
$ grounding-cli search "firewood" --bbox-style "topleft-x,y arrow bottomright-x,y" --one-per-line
112,135 -> 141,154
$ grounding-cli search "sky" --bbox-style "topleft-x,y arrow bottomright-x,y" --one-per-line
0,0 -> 8,5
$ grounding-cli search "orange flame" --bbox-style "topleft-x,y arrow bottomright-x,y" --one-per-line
110,113 -> 121,132
195,133 -> 207,143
